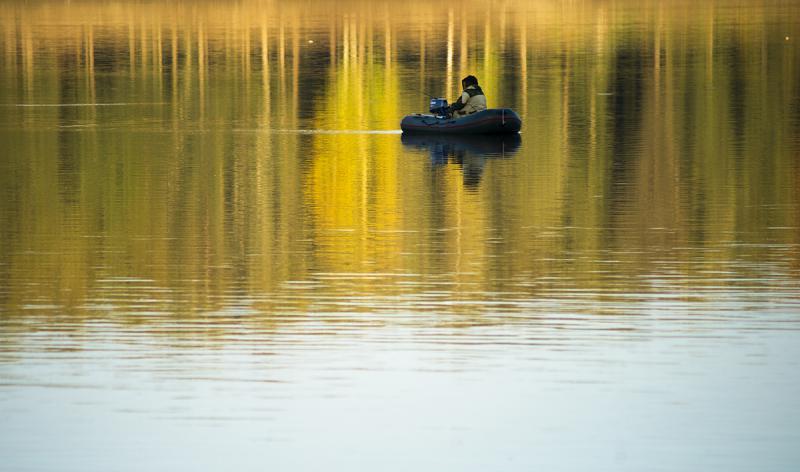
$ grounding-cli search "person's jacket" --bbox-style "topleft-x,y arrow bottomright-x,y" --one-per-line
449,85 -> 487,116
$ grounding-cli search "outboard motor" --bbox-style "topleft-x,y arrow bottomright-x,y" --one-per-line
429,98 -> 449,117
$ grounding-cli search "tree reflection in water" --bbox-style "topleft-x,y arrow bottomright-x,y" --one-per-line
401,133 -> 521,189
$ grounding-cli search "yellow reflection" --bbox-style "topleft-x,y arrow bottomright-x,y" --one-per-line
0,0 -> 798,322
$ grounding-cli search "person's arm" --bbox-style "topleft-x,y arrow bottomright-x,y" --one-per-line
449,91 -> 470,113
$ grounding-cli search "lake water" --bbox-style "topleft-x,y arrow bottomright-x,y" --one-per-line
1,1 -> 799,470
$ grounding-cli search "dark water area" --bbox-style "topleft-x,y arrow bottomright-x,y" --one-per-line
1,1 -> 800,470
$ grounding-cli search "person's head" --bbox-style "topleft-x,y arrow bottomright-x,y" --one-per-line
461,75 -> 478,89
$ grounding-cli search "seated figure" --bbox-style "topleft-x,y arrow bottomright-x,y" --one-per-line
447,75 -> 487,118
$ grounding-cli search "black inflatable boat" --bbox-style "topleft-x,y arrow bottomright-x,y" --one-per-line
401,108 -> 522,135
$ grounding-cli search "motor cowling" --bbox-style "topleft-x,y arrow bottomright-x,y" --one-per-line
429,98 -> 448,117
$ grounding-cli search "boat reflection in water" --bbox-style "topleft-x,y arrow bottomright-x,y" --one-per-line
401,133 -> 522,189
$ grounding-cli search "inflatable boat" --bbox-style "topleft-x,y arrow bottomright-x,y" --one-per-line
401,108 -> 522,135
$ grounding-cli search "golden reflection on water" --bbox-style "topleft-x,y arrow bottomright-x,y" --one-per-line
0,0 -> 799,323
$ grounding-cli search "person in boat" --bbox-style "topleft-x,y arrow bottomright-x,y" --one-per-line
447,75 -> 487,118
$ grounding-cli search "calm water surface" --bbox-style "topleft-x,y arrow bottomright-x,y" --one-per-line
1,1 -> 800,470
